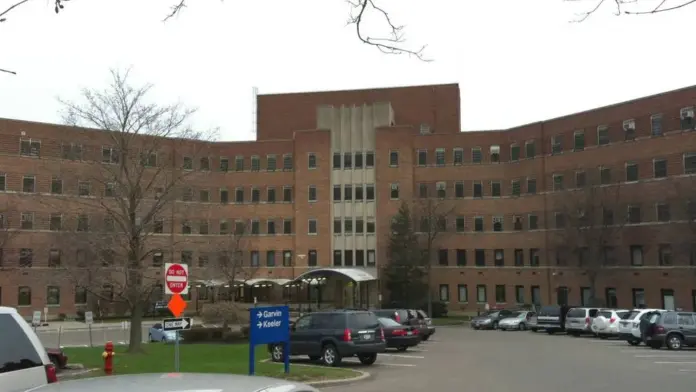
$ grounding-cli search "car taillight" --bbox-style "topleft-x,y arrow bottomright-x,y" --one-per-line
394,313 -> 401,323
655,325 -> 666,334
343,328 -> 352,342
610,317 -> 616,324
380,328 -> 385,341
392,329 -> 406,336
413,328 -> 419,334
45,364 -> 58,383
585,317 -> 590,325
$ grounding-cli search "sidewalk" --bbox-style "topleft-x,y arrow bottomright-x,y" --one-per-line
35,320 -> 161,332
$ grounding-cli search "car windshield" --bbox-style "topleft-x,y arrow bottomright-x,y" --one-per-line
480,311 -> 497,317
378,317 -> 401,327
623,310 -> 640,320
538,306 -> 560,316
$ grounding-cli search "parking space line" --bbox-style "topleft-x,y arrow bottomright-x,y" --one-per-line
635,354 -> 696,358
678,369 -> 696,372
380,353 -> 425,359
654,361 -> 696,364
405,348 -> 428,352
343,359 -> 416,367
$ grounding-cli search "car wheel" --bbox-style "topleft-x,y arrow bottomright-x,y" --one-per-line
666,334 -> 683,350
321,344 -> 342,367
271,344 -> 284,362
518,323 -> 526,331
627,339 -> 640,346
397,346 -> 408,352
358,353 -> 377,365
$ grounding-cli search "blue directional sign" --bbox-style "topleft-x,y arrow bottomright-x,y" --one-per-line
248,305 -> 290,375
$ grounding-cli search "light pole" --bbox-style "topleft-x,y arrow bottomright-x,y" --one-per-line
295,254 -> 305,311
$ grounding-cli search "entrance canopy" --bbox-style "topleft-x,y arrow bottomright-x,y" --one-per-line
291,268 -> 377,284
192,279 -> 244,287
245,278 -> 291,287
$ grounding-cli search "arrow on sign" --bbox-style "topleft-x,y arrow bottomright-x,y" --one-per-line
162,317 -> 193,331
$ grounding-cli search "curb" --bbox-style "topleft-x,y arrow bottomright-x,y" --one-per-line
260,359 -> 371,387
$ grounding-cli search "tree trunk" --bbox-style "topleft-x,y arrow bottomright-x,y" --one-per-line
127,299 -> 144,353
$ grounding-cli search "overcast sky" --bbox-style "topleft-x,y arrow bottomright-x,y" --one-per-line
1,0 -> 694,141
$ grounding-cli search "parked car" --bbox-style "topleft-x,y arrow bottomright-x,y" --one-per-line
499,311 -> 536,331
148,323 -> 183,342
565,307 -> 601,336
0,306 -> 58,392
268,310 -> 386,366
377,317 -> 421,351
30,373 -> 321,392
374,309 -> 432,339
470,309 -> 515,330
414,309 -> 436,340
535,305 -> 571,334
45,348 -> 68,369
590,309 -> 629,339
643,311 -> 696,350
617,308 -> 664,346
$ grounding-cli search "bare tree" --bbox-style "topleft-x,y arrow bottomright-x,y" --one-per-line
569,0 -> 696,22
48,68 -> 214,352
1,0 -> 426,75
191,220 -> 259,302
412,198 -> 454,317
551,179 -> 628,306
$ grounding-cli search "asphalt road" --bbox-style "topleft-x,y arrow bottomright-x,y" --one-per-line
323,327 -> 696,392
37,325 -> 152,348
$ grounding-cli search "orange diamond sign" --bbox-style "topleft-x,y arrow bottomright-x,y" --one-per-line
167,294 -> 187,318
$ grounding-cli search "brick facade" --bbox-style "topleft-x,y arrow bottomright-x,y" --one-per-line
1,83 -> 696,317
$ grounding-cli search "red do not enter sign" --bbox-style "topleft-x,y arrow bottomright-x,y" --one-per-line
164,263 -> 189,295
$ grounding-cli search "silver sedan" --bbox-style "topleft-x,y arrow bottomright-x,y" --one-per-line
498,311 -> 536,331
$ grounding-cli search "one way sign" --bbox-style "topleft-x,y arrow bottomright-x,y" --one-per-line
162,317 -> 193,331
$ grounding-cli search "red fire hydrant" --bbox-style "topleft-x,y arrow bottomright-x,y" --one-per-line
102,341 -> 115,375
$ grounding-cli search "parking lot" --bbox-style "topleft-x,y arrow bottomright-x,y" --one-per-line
324,326 -> 696,392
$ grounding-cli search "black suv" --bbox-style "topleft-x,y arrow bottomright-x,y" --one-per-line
644,311 -> 696,350
268,310 -> 386,366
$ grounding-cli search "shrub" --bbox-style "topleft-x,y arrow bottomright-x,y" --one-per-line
200,302 -> 249,327
180,327 -> 228,342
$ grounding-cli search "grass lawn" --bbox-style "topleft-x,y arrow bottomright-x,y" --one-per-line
62,344 -> 360,383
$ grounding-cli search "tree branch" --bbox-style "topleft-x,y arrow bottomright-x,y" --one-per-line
163,0 -> 186,22
569,0 -> 696,21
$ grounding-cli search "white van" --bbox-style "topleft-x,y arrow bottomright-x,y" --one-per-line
0,306 -> 58,392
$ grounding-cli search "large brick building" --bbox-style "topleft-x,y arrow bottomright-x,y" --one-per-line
1,83 -> 695,317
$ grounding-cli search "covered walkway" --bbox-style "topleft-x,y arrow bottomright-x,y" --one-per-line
287,267 -> 379,310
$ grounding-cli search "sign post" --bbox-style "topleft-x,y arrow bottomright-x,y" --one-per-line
249,305 -> 290,376
164,263 -> 189,373
85,311 -> 94,347
32,311 -> 42,331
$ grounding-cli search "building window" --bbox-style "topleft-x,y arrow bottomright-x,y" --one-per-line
492,216 -> 503,232
267,219 -> 276,235
552,174 -> 564,191
626,163 -> 639,182
653,159 -> 667,178
514,286 -> 524,304
390,184 -> 399,199
494,249 -> 504,266
355,219 -> 364,234
656,203 -> 670,222
458,285 -> 468,303
367,250 -> 376,266
474,217 -> 483,232
250,156 -> 260,171
527,178 -> 537,194
283,219 -> 293,234
343,152 -> 352,169
510,144 -> 520,161
651,114 -> 663,136
491,181 -> 501,197
455,181 -> 464,198
475,249 -> 485,266
366,219 -> 375,234
597,125 -> 610,145
511,179 -> 520,196
74,287 -> 87,305
308,250 -> 317,266
525,140 -> 536,158
354,152 -> 363,169
514,249 -> 524,266
354,185 -> 364,201
605,288 -> 618,308
453,148 -> 463,165
531,286 -> 541,306
632,288 -> 645,308
438,249 -> 448,266
266,155 -> 277,171
439,285 -> 450,302
49,214 -> 62,231
573,130 -> 585,151
333,153 -> 341,169
472,147 -> 482,163
658,244 -> 672,266
551,135 -> 562,154
600,167 -> 611,184
48,249 -> 61,267
624,119 -> 636,140
308,186 -> 317,202
266,251 -> 276,267
630,245 -> 643,266
575,171 -> 586,188
417,149 -> 427,166
557,286 -> 569,306
495,285 -> 506,303
220,157 -> 229,171
282,154 -> 293,170
333,250 -> 342,266
473,181 -> 483,198
455,217 -> 465,232
308,153 -> 317,169
627,205 -> 641,224
20,139 -> 41,157
344,219 -> 353,234
456,249 -> 466,266
436,182 -> 446,198
308,219 -> 317,234
476,285 -> 487,303
283,186 -> 292,202
22,176 -> 35,193
529,249 -> 540,266
18,286 -> 32,306
435,148 -> 445,166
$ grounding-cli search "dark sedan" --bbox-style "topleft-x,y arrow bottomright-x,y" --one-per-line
470,309 -> 515,330
378,317 -> 421,351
